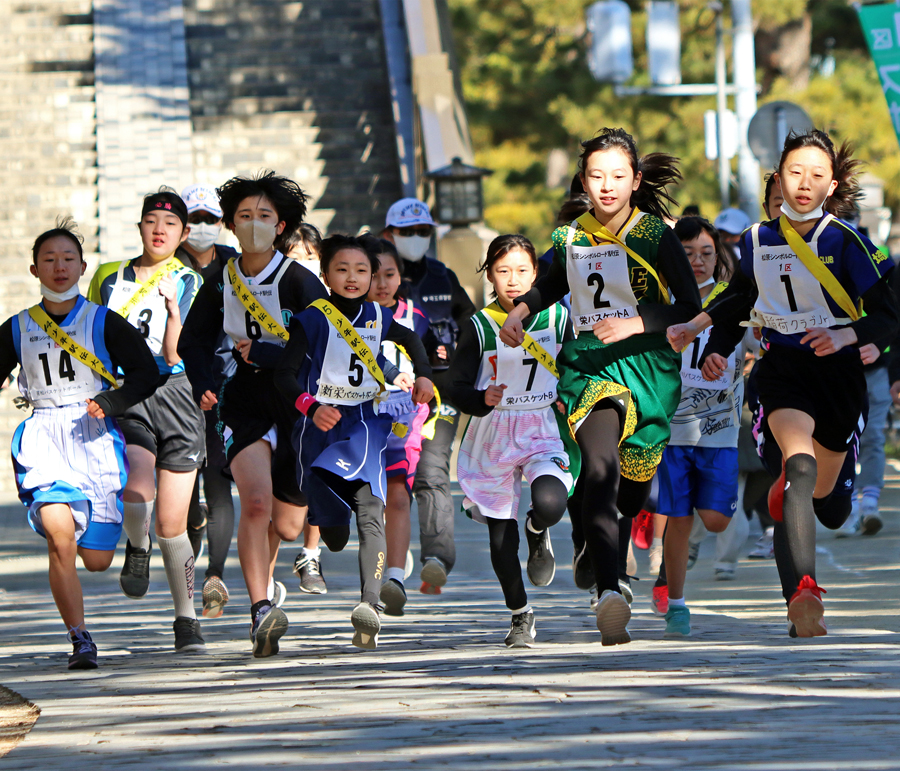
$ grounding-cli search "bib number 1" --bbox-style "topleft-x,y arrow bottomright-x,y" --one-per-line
38,351 -> 76,386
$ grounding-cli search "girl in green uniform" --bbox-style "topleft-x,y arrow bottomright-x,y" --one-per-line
499,128 -> 701,645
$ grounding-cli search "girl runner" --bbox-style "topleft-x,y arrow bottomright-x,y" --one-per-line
274,234 -> 433,650
178,172 -> 327,657
366,238 -> 435,616
89,190 -> 207,653
5,221 -> 158,668
449,234 -> 574,648
668,129 -> 898,637
499,127 -> 701,645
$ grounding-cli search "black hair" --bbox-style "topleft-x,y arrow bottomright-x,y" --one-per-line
578,127 -> 682,221
762,173 -> 781,219
369,237 -> 402,272
32,216 -> 84,264
673,216 -> 734,282
681,204 -> 701,218
320,234 -> 380,275
479,234 -> 537,275
555,175 -> 591,224
283,222 -> 322,257
217,171 -> 308,250
777,129 -> 862,219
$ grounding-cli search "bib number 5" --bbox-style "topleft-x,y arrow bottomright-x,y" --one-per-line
348,353 -> 364,387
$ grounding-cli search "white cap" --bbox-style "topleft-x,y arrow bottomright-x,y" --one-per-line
385,198 -> 436,228
713,207 -> 752,235
181,184 -> 223,218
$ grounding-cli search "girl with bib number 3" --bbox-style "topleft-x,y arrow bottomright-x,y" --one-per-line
499,128 -> 701,645
668,130 -> 898,637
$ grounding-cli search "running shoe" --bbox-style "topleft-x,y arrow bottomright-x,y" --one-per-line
626,537 -> 638,577
648,541 -> 663,576
836,500 -> 861,538
269,580 -> 287,608
618,578 -> 634,605
67,629 -> 98,670
404,549 -> 414,580
119,538 -> 152,599
173,617 -> 207,653
188,505 -> 207,562
664,604 -> 691,638
787,575 -> 827,638
293,553 -> 328,594
572,544 -> 595,591
524,515 -> 556,587
631,509 -> 654,550
420,581 -> 442,595
250,604 -> 288,657
504,610 -> 536,648
380,578 -> 408,616
420,557 -> 447,592
768,466 -> 786,523
351,601 -> 381,650
686,541 -> 700,570
202,576 -> 229,619
714,567 -> 736,581
860,498 -> 883,536
594,589 -> 632,646
651,584 -> 669,616
748,530 -> 776,557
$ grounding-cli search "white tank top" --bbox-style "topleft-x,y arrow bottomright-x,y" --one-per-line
106,262 -> 169,356
316,306 -> 384,406
751,215 -> 850,334
381,301 -> 416,392
565,214 -> 643,332
17,301 -> 105,408
222,253 -> 293,348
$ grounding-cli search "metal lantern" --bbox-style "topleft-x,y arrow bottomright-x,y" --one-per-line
425,157 -> 493,227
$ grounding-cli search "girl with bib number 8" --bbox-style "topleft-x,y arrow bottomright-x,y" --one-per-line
667,130 -> 898,638
499,128 -> 701,646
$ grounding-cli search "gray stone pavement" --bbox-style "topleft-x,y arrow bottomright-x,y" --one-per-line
2,474 -> 900,769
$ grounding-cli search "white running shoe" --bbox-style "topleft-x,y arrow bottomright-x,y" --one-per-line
594,590 -> 632,646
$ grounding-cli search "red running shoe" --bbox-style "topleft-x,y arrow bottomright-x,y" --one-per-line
420,582 -> 442,595
651,584 -> 669,616
631,509 -> 654,550
787,575 -> 827,637
767,466 -> 786,523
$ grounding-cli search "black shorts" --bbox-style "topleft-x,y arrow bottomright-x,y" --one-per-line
218,368 -> 306,507
119,372 -> 207,471
754,343 -> 866,453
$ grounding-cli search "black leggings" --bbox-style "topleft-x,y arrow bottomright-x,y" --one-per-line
485,475 -> 568,610
570,404 -> 652,595
319,482 -> 386,606
187,464 -> 235,580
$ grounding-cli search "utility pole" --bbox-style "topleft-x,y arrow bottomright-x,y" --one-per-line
732,0 -> 760,221
714,4 -> 729,209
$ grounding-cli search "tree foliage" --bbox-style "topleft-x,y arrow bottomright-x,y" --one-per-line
447,0 -> 900,248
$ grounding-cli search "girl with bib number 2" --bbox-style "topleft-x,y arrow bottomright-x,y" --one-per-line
499,128 -> 701,646
668,130 -> 898,637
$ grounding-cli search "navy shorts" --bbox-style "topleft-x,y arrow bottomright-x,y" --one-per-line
657,445 -> 739,518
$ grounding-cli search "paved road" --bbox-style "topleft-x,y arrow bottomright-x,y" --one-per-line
2,475 -> 900,769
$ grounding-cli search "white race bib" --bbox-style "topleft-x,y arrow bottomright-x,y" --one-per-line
680,326 -> 734,392
382,303 -> 415,392
223,254 -> 292,347
566,243 -> 639,331
107,264 -> 168,356
316,310 -> 383,405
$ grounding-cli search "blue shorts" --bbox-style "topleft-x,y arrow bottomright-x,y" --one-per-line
78,520 -> 123,551
657,445 -> 738,518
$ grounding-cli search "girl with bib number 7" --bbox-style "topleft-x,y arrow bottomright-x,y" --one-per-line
667,130 -> 898,637
499,128 -> 701,646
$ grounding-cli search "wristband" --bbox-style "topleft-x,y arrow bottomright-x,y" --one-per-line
295,393 -> 317,416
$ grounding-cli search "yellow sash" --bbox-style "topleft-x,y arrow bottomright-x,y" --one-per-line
702,281 -> 729,309
116,257 -> 183,320
779,215 -> 860,321
28,304 -> 119,390
575,211 -> 670,305
482,306 -> 559,378
227,259 -> 290,341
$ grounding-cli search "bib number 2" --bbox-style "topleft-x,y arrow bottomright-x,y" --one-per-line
588,273 -> 611,309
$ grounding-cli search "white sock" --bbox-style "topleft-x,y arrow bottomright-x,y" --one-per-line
301,546 -> 322,560
158,532 -> 196,619
525,517 -> 542,534
267,578 -> 275,598
511,604 -> 532,616
669,596 -> 686,606
386,567 -> 405,584
123,501 -> 153,550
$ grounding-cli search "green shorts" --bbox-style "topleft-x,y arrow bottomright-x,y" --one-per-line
556,332 -> 681,482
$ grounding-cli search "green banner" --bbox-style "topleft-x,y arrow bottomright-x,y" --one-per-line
859,3 -> 900,147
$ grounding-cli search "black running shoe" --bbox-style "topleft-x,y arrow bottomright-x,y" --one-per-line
379,578 -> 407,616
293,553 -> 327,594
250,604 -> 288,658
504,610 -> 536,648
173,617 -> 206,653
119,538 -> 152,599
572,544 -> 595,591
351,602 -> 381,650
67,629 -> 98,670
524,514 -> 555,587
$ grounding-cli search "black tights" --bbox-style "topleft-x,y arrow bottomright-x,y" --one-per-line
319,482 -> 386,606
187,464 -> 235,580
486,475 -> 569,610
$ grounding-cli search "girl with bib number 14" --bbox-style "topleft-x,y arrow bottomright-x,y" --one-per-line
667,130 -> 898,638
499,128 -> 701,646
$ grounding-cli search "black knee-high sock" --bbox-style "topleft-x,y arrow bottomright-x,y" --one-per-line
204,464 -> 235,579
353,483 -> 387,606
782,453 -> 818,585
577,405 -> 622,595
486,517 -> 527,610
568,475 -> 585,553
656,519 -> 668,587
772,521 -> 796,603
529,475 -> 568,530
617,476 -> 652,519
617,518 -> 631,581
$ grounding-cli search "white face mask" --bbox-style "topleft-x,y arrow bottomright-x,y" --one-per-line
41,284 -> 80,303
186,222 -> 222,252
697,276 -> 716,289
394,234 -> 430,262
235,220 -> 278,253
779,200 -> 825,223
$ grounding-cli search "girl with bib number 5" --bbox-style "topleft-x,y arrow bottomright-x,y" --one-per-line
499,128 -> 701,646
667,130 -> 898,637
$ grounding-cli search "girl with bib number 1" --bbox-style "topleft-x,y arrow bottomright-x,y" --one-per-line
668,130 -> 898,637
449,234 -> 575,648
499,128 -> 701,645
